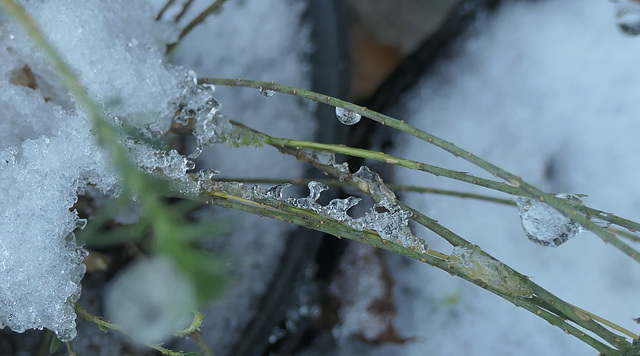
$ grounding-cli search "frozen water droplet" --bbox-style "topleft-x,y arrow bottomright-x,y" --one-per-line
335,107 -> 361,125
322,196 -> 361,221
75,218 -> 87,230
265,183 -> 291,201
259,87 -> 275,97
197,168 -> 219,181
353,166 -> 396,201
614,0 -> 640,35
302,149 -> 350,179
516,194 -> 583,247
185,160 -> 196,170
307,181 -> 329,202
448,247 -> 534,298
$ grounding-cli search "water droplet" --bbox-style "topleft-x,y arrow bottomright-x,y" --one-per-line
614,0 -> 640,35
259,87 -> 275,97
335,107 -> 361,125
516,194 -> 583,247
185,160 -> 196,170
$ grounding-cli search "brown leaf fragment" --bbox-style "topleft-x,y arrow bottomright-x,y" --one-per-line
9,64 -> 38,90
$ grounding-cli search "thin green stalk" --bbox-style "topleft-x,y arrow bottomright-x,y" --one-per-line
204,185 -> 632,354
191,330 -> 215,356
211,177 -> 517,206
201,78 -> 640,263
155,0 -> 177,20
75,304 -> 196,356
167,0 -> 228,53
174,0 -> 194,22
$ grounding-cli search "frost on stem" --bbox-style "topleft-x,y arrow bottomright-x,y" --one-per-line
209,181 -> 429,253
448,247 -> 534,298
175,72 -> 264,159
300,149 -> 350,180
352,166 -> 396,202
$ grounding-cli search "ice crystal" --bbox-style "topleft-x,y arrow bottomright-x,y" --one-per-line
448,247 -> 534,298
516,194 -> 583,247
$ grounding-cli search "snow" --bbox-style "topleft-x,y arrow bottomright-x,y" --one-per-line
325,0 -> 640,355
0,0 -> 195,342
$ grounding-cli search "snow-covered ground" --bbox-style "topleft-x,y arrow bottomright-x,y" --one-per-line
326,0 -> 640,355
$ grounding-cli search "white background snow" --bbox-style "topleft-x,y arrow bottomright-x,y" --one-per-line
329,1 -> 640,355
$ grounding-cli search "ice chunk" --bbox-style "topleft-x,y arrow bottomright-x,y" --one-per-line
265,183 -> 291,201
335,107 -> 362,125
211,180 -> 428,253
352,198 -> 428,253
448,247 -> 534,298
322,196 -> 362,222
302,149 -> 350,179
287,181 -> 329,212
352,166 -> 396,201
104,255 -> 196,345
515,194 -> 583,247
614,0 -> 640,35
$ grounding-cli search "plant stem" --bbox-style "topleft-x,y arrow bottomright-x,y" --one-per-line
167,0 -> 228,53
191,330 -> 216,356
200,77 -> 640,263
211,177 -> 517,206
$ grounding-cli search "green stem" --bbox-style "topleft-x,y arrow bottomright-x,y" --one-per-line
201,78 -> 640,263
167,0 -> 228,54
211,177 -> 517,206
203,186 -> 632,354
192,330 -> 216,356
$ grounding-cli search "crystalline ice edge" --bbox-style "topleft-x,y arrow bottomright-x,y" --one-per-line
209,180 -> 429,253
515,194 -> 584,247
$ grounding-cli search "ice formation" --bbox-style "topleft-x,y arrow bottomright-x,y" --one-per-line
335,107 -> 362,125
515,194 -> 584,247
0,0 -> 213,341
211,178 -> 429,253
447,247 -> 534,298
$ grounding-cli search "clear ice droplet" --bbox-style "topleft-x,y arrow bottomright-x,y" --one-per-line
335,107 -> 361,125
516,194 -> 583,247
614,0 -> 640,35
259,87 -> 275,97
